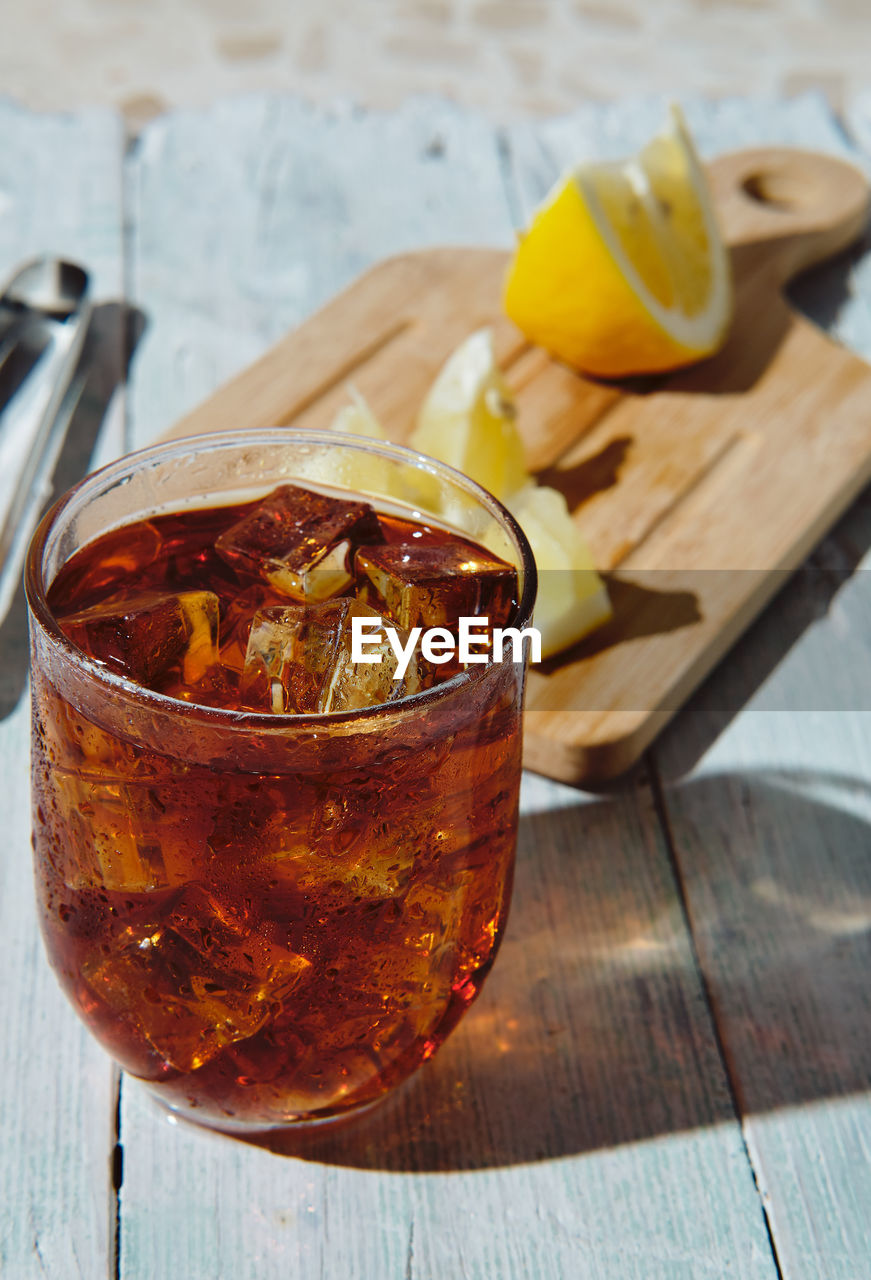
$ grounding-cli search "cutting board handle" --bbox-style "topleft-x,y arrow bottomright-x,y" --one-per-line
707,147 -> 870,285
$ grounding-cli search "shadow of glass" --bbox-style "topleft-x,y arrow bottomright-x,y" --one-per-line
246,788 -> 735,1171
662,768 -> 871,1115
243,768 -> 871,1172
0,301 -> 146,720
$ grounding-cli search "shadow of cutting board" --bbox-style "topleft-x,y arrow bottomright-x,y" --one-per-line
161,147 -> 871,785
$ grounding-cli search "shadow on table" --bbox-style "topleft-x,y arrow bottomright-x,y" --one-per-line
787,224 -> 871,336
660,768 -> 871,1117
249,768 -> 871,1172
656,543 -> 871,780
0,301 -> 146,720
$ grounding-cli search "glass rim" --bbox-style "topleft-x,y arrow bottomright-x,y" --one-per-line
24,427 -> 538,729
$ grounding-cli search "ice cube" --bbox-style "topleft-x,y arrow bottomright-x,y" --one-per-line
82,884 -> 311,1073
240,599 -> 347,714
310,879 -> 461,1042
354,542 -> 517,632
306,784 -> 424,897
240,599 -> 420,714
218,583 -> 275,674
252,763 -> 441,915
39,763 -> 220,893
47,773 -> 166,893
38,694 -> 138,781
59,590 -> 219,689
215,483 -> 381,602
319,600 -> 423,713
404,866 -> 503,982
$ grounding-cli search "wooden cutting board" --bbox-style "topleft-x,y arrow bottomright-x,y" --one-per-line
161,147 -> 871,785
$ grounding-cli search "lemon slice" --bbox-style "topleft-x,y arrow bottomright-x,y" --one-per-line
507,484 -> 611,658
503,105 -> 732,378
409,329 -> 529,502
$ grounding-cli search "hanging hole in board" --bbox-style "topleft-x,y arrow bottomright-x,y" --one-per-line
741,168 -> 819,212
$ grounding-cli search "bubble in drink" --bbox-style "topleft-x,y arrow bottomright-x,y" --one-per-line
216,483 -> 381,601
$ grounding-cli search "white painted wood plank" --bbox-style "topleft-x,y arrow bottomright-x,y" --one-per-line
0,103 -> 125,1279
125,94 -> 516,447
119,95 -> 778,1280
507,93 -> 871,1280
118,774 -> 777,1280
652,474 -> 871,1278
0,104 -> 123,297
655,705 -> 871,1279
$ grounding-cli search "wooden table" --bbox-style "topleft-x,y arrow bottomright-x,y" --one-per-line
2,92 -> 871,1280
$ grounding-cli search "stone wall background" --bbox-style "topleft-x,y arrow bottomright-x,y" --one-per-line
3,0 -> 868,131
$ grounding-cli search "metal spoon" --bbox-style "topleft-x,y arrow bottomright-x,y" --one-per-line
0,256 -> 91,619
0,259 -> 89,380
1,258 -> 88,320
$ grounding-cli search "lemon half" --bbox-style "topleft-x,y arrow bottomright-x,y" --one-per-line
504,105 -> 732,378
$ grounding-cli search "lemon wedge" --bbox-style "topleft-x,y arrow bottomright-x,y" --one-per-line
507,484 -> 611,659
409,328 -> 529,502
329,390 -> 399,497
331,390 -> 387,441
503,105 -> 732,378
331,340 -> 612,660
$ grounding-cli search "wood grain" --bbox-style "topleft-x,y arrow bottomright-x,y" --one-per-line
656,750 -> 871,1279
158,145 -> 871,785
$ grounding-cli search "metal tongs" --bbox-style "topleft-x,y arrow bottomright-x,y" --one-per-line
0,257 -> 91,619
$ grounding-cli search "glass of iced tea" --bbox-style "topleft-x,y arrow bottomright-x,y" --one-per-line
25,429 -> 536,1132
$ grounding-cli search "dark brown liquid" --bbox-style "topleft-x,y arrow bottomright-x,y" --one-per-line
32,492 -> 523,1127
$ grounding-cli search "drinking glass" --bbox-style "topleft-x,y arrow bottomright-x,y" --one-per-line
25,430 -> 536,1132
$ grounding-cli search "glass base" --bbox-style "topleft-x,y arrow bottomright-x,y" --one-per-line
144,1082 -> 394,1140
